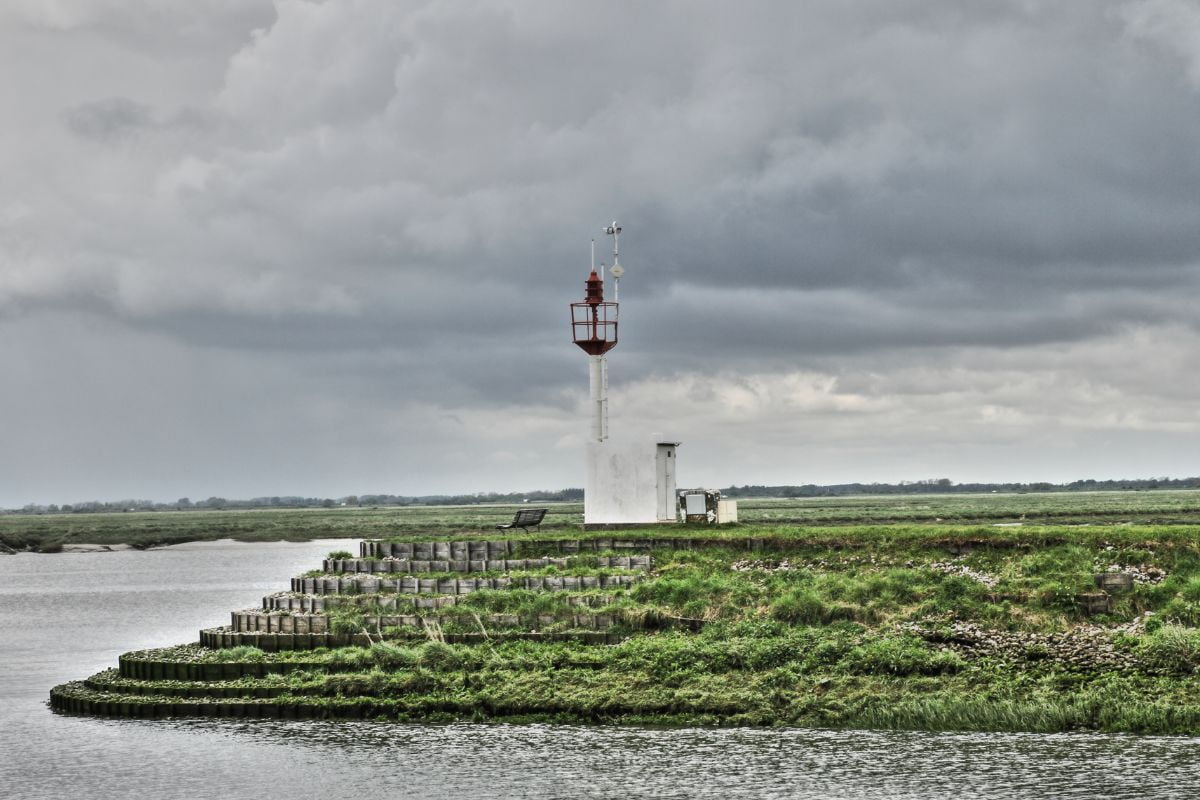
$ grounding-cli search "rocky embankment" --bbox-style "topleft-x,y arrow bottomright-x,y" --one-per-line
900,618 -> 1151,672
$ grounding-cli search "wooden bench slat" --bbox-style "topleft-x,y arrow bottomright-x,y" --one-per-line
497,508 -> 548,532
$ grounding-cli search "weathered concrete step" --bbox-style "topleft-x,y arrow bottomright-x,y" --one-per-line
54,680 -> 676,720
324,555 -> 651,574
1094,572 -> 1135,592
362,538 -> 693,558
232,611 -> 330,633
231,609 -> 679,634
199,626 -> 626,650
117,654 -> 340,681
263,591 -> 617,613
85,674 -> 298,699
51,683 -> 386,719
361,539 -> 518,560
289,573 -> 640,596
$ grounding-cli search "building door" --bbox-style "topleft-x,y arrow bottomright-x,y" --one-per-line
656,444 -> 676,521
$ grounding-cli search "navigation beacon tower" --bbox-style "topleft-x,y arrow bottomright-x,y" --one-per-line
570,222 -> 678,527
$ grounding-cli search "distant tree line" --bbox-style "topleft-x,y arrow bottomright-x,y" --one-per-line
5,488 -> 585,515
719,476 -> 1200,498
7,478 -> 1200,515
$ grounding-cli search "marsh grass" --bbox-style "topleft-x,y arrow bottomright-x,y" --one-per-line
11,488 -> 1200,551
49,491 -> 1200,732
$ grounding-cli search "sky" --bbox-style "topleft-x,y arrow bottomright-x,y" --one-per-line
3,0 -> 1200,507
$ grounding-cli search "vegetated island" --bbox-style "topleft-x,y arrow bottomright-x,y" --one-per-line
49,500 -> 1200,733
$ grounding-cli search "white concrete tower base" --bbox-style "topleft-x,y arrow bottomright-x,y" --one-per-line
589,354 -> 608,442
584,438 -> 680,526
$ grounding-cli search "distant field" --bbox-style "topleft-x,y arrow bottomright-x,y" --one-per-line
738,490 -> 1200,525
0,504 -> 579,552
4,489 -> 1200,552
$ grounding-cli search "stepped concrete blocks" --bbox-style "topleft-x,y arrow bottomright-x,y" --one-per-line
1078,592 -> 1113,615
1095,573 -> 1135,592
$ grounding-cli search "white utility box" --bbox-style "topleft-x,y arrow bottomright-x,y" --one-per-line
678,490 -> 737,524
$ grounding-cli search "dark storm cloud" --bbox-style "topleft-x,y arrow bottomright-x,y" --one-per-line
62,97 -> 154,142
4,0 -> 1200,504
44,0 -> 1193,365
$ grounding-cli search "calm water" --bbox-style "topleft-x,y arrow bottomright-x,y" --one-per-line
3,540 -> 1199,799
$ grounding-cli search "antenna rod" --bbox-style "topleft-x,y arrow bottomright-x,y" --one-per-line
604,221 -> 623,301
590,238 -> 595,272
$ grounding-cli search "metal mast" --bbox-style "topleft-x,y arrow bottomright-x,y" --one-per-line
570,222 -> 622,443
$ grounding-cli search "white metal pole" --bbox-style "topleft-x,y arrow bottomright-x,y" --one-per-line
589,354 -> 608,442
601,353 -> 608,440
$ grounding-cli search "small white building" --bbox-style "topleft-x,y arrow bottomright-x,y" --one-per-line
585,438 -> 679,526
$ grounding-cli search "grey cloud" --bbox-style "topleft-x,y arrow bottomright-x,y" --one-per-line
4,0 -> 1200,504
63,97 -> 153,141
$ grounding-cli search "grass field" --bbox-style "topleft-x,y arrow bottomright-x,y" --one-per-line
9,488 -> 1200,551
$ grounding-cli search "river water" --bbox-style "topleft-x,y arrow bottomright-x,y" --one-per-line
3,539 -> 1199,799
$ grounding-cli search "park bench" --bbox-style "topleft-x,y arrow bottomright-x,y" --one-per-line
497,507 -> 548,533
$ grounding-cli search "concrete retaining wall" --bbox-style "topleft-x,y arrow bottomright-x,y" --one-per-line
84,676 -> 293,699
199,626 -> 626,650
359,536 -> 784,558
50,685 -> 394,720
288,574 -> 640,596
231,612 -> 331,633
53,682 -> 653,720
262,592 -> 617,612
117,654 -> 330,681
361,538 -> 657,558
321,555 -> 651,573
230,607 -> 700,637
